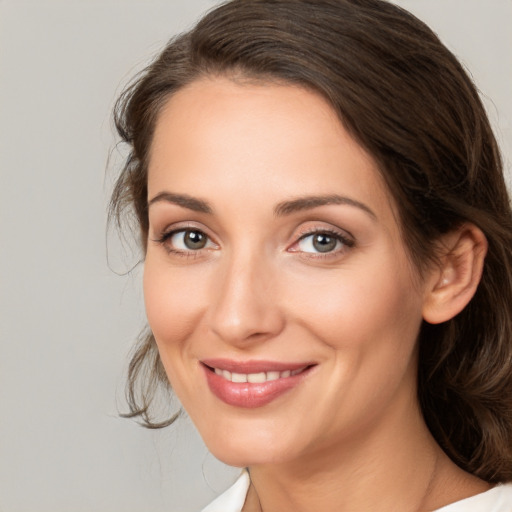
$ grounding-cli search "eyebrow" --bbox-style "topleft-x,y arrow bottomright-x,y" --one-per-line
274,194 -> 376,219
147,192 -> 213,214
147,191 -> 376,220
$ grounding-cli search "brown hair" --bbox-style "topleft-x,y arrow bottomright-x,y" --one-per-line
110,0 -> 512,482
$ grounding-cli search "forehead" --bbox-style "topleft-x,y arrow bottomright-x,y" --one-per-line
147,77 -> 394,222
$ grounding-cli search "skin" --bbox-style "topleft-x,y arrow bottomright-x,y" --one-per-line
144,77 -> 489,511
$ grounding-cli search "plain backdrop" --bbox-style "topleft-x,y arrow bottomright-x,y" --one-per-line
0,1 -> 511,511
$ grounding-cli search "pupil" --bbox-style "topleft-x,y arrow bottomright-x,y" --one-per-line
313,234 -> 337,253
185,230 -> 207,249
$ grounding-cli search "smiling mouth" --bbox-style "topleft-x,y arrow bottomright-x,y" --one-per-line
201,361 -> 316,408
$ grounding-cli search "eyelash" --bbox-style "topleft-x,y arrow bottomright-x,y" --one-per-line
153,226 -> 354,259
292,228 -> 355,259
153,227 -> 217,258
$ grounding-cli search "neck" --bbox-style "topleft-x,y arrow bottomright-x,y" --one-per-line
244,395 -> 487,512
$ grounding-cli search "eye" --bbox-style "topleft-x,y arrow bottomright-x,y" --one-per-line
171,229 -> 209,250
297,232 -> 341,253
291,229 -> 354,256
156,228 -> 217,254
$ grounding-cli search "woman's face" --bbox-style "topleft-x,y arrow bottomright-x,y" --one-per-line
144,77 -> 430,467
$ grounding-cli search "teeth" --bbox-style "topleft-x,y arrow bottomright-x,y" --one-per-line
213,367 -> 306,382
248,372 -> 266,383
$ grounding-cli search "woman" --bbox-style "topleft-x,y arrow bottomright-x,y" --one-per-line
110,0 -> 512,510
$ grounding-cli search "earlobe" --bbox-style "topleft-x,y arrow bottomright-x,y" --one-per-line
422,224 -> 488,324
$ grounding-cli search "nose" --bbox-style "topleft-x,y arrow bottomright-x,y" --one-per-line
207,250 -> 285,346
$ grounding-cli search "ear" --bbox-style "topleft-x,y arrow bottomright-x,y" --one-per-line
422,224 -> 488,324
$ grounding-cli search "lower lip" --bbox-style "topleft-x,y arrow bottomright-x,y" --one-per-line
202,365 -> 313,408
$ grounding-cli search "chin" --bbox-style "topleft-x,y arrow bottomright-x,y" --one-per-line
201,424 -> 296,468
209,445 -> 290,468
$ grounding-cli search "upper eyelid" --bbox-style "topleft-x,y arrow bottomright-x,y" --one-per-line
297,227 -> 349,238
152,221 -> 214,239
295,224 -> 355,242
160,226 -> 216,244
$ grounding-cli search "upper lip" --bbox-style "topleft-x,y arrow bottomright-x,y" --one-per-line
201,358 -> 316,374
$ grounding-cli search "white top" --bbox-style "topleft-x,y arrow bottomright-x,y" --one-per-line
201,471 -> 512,512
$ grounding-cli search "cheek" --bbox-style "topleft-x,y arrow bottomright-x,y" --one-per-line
282,258 -> 423,436
143,256 -> 208,351
285,253 -> 423,355
142,256 -> 215,407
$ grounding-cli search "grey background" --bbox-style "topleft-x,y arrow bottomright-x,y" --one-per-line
0,1 -> 510,511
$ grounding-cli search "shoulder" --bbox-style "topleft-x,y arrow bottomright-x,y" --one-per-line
434,483 -> 512,512
200,470 -> 250,512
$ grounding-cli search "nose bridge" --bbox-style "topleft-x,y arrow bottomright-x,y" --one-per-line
208,244 -> 283,345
